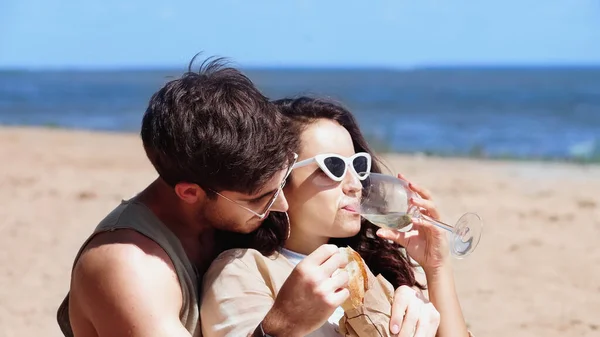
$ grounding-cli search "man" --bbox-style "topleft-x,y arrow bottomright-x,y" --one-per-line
57,57 -> 439,337
57,57 -> 298,337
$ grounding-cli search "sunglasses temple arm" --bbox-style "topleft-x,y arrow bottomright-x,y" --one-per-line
292,158 -> 315,169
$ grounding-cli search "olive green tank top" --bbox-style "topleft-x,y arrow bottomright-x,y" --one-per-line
56,198 -> 201,337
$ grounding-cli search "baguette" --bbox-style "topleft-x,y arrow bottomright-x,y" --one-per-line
338,246 -> 369,312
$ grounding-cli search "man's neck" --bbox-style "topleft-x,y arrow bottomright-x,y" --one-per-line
136,179 -> 216,271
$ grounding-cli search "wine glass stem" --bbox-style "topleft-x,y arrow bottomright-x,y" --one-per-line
419,214 -> 455,233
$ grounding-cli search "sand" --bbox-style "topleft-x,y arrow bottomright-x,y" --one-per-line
1,126 -> 599,337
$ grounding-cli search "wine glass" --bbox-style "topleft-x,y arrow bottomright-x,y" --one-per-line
359,173 -> 483,258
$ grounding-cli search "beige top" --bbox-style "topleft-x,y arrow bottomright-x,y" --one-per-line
201,248 -> 345,337
202,248 -> 474,337
56,198 -> 201,337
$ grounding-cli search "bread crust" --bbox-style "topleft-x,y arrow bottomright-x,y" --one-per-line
339,247 -> 369,311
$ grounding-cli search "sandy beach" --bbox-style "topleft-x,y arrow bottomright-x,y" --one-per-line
1,126 -> 599,337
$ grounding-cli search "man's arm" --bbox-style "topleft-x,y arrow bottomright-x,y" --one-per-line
69,230 -> 191,337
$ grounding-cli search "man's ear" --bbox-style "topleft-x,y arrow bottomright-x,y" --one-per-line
173,182 -> 205,204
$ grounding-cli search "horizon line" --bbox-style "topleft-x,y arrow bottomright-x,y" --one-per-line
2,63 -> 600,72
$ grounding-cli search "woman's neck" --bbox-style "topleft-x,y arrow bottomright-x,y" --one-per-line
283,226 -> 330,256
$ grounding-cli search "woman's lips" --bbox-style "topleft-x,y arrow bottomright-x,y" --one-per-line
342,205 -> 358,213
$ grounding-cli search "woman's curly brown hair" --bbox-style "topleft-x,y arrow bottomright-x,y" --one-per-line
215,96 -> 425,290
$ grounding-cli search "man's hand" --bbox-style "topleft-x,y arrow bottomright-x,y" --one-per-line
390,286 -> 440,337
261,244 -> 349,337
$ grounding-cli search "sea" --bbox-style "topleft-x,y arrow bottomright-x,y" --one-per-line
1,67 -> 599,161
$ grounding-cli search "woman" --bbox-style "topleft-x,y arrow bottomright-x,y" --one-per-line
202,97 -> 472,336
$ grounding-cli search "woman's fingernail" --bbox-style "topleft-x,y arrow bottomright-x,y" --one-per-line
391,324 -> 400,334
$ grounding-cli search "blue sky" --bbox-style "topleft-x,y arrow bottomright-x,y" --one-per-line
1,0 -> 599,69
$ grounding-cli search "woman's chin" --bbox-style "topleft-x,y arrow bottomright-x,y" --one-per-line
333,218 -> 362,238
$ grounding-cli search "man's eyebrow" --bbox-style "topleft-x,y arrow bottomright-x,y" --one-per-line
243,188 -> 278,202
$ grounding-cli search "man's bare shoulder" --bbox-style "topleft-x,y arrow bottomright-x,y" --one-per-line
74,229 -> 178,281
69,229 -> 186,337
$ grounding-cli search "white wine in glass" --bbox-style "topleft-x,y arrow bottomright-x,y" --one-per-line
360,173 -> 483,258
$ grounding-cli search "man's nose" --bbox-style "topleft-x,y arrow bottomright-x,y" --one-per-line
270,190 -> 289,212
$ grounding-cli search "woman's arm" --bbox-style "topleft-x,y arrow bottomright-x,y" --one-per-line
200,250 -> 276,337
377,174 -> 472,337
423,261 -> 470,337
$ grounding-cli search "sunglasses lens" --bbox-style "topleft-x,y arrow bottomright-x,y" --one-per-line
323,156 -> 346,179
353,155 -> 369,178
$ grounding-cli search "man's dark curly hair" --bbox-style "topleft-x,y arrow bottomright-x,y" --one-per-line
141,55 -> 297,195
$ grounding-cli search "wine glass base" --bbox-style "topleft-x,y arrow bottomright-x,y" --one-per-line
451,213 -> 483,258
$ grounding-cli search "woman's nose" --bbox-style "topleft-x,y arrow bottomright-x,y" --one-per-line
342,167 -> 362,195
